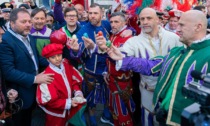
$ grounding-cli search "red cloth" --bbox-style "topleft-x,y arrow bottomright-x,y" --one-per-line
42,43 -> 63,58
107,28 -> 134,126
127,15 -> 141,35
50,30 -> 67,45
36,59 -> 83,126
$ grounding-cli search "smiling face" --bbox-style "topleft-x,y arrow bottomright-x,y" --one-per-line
168,17 -> 179,30
32,11 -> 46,30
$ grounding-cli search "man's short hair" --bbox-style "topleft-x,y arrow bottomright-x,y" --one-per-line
31,8 -> 47,18
89,3 -> 102,10
110,12 -> 126,22
10,8 -> 30,22
64,7 -> 78,18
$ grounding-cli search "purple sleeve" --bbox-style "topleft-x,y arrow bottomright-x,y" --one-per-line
54,3 -> 65,23
121,57 -> 162,76
69,44 -> 83,59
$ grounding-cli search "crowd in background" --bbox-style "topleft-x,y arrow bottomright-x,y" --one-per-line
0,0 -> 210,126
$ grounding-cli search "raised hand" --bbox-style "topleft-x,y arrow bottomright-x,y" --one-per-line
95,34 -> 108,51
82,37 -> 95,50
66,37 -> 79,52
107,44 -> 124,61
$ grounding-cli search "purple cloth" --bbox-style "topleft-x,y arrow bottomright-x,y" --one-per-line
54,3 -> 65,23
30,26 -> 47,34
69,44 -> 83,59
121,57 -> 162,76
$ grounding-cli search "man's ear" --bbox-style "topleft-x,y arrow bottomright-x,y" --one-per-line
195,23 -> 202,32
10,21 -> 14,29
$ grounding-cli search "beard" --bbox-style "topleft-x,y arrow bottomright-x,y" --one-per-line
142,26 -> 153,33
89,18 -> 100,26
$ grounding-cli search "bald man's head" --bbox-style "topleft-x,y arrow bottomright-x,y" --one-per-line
139,8 -> 159,36
74,4 -> 84,19
177,10 -> 207,46
140,8 -> 158,18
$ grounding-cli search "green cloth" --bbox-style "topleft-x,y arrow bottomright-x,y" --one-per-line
36,38 -> 50,55
68,104 -> 86,126
153,39 -> 210,125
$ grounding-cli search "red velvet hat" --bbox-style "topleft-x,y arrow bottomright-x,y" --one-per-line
42,43 -> 63,58
50,30 -> 67,45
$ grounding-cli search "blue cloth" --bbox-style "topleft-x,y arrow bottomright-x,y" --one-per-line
0,31 -> 48,109
75,20 -> 111,75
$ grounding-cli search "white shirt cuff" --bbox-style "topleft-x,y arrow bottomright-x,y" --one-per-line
115,60 -> 123,71
33,76 -> 36,83
90,44 -> 96,54
65,98 -> 71,110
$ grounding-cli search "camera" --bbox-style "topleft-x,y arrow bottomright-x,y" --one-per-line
181,71 -> 210,126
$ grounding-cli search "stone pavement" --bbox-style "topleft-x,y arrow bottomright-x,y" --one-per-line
31,103 -> 141,126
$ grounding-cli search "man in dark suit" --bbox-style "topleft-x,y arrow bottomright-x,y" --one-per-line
0,8 -> 54,126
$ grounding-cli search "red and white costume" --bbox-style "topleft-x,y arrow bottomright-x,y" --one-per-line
36,59 -> 83,126
107,26 -> 135,126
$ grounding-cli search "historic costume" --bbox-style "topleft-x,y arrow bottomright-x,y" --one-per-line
30,25 -> 52,55
36,44 -> 84,126
118,35 -> 210,125
106,26 -> 135,126
69,20 -> 112,125
120,26 -> 182,126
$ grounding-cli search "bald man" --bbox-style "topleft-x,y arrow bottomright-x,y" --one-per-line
74,4 -> 88,26
97,7 -> 182,126
106,10 -> 210,125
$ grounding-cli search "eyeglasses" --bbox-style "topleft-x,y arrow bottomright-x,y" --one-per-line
65,15 -> 77,18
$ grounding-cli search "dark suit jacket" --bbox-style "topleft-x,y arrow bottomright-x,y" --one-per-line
0,31 -> 48,109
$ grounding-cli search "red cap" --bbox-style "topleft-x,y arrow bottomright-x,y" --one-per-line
42,43 -> 63,58
50,30 -> 67,45
168,10 -> 182,18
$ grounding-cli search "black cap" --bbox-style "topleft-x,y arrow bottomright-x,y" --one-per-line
18,4 -> 30,9
0,2 -> 14,9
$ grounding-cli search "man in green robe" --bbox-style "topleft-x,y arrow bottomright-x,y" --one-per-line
103,10 -> 210,125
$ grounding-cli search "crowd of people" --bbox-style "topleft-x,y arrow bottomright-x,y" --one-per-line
0,0 -> 210,126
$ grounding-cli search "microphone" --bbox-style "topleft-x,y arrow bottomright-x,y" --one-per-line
191,70 -> 210,84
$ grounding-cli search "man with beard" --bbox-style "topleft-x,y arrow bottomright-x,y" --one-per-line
30,8 -> 52,55
105,10 -> 210,126
97,7 -> 182,126
0,8 -> 53,126
97,12 -> 135,126
66,3 -> 113,126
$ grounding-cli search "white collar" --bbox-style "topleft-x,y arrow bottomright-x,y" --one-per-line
192,34 -> 210,44
49,60 -> 64,74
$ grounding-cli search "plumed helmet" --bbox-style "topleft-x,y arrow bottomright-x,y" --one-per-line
50,30 -> 67,45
